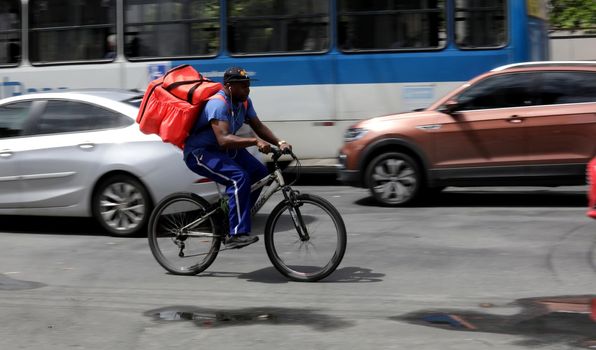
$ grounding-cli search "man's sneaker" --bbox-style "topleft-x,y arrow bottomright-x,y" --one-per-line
224,234 -> 259,249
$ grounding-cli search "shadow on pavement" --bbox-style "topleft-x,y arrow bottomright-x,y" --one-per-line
197,267 -> 289,284
320,266 -> 385,283
356,188 -> 588,208
0,274 -> 46,290
0,215 -> 107,235
200,266 -> 384,284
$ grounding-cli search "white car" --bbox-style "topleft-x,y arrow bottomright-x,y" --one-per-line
0,89 -> 217,236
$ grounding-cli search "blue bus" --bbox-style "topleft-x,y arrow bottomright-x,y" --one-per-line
0,0 -> 549,166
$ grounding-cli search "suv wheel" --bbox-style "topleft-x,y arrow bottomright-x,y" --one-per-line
92,174 -> 152,237
365,152 -> 422,206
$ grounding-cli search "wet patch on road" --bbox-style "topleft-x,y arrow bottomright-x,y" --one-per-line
394,295 -> 596,348
145,306 -> 353,331
0,274 -> 46,290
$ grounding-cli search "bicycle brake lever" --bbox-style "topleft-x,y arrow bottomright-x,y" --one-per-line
271,147 -> 295,161
270,148 -> 282,161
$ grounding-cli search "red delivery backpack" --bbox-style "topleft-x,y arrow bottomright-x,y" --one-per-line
136,65 -> 223,149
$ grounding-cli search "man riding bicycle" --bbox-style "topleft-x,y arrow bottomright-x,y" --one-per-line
183,67 -> 292,249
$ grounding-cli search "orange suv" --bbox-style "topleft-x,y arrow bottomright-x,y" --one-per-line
337,62 -> 596,206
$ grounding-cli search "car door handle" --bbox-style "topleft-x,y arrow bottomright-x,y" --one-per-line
78,143 -> 95,150
508,115 -> 524,123
0,150 -> 13,158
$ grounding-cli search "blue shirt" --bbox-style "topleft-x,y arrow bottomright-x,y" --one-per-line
183,90 -> 257,159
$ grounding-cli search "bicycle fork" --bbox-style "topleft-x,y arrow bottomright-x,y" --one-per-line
282,187 -> 310,241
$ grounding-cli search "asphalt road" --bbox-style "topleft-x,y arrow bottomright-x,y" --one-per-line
1,185 -> 595,350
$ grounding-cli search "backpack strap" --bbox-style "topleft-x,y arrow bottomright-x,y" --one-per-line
209,93 -> 249,111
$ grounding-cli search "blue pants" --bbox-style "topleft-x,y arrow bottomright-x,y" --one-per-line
186,148 -> 268,236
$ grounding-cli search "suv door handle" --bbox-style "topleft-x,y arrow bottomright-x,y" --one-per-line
508,115 -> 524,123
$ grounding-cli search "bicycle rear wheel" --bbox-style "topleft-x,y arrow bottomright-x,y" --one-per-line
264,193 -> 346,282
148,193 -> 222,275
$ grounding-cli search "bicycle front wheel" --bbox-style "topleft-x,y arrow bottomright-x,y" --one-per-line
264,193 -> 346,282
148,193 -> 223,276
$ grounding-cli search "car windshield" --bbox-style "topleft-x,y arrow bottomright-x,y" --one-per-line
123,96 -> 143,107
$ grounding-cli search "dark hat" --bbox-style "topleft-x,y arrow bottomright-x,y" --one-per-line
223,67 -> 256,84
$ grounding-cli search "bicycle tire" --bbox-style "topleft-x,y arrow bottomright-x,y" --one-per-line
148,192 -> 223,275
264,193 -> 347,282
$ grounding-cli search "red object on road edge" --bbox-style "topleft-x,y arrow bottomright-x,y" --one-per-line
587,158 -> 596,219
591,298 -> 596,322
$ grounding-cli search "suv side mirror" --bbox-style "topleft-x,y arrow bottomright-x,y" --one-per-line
438,100 -> 461,115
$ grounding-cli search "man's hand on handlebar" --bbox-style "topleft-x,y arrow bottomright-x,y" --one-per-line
279,141 -> 292,154
256,139 -> 271,154
256,139 -> 293,156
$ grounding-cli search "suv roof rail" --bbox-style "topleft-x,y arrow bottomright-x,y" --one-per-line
491,61 -> 596,72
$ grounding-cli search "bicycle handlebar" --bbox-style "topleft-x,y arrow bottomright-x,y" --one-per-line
269,147 -> 295,162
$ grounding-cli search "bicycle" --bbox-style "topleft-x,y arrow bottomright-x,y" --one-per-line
147,148 -> 347,282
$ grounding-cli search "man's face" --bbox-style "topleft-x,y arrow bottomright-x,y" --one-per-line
228,81 -> 250,102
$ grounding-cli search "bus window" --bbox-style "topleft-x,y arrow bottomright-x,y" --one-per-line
124,0 -> 220,59
0,0 -> 20,66
455,0 -> 507,48
337,0 -> 446,52
228,0 -> 329,55
29,0 -> 116,64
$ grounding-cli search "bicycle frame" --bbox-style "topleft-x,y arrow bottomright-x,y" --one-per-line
250,168 -> 284,216
179,167 -> 287,236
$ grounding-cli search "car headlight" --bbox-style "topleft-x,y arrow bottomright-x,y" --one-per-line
344,127 -> 368,142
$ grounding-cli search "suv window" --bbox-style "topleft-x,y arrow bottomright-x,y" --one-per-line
456,73 -> 538,110
538,71 -> 596,105
0,101 -> 32,138
35,100 -> 133,135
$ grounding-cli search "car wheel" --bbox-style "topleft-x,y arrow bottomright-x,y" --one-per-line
365,152 -> 422,206
92,174 -> 152,237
